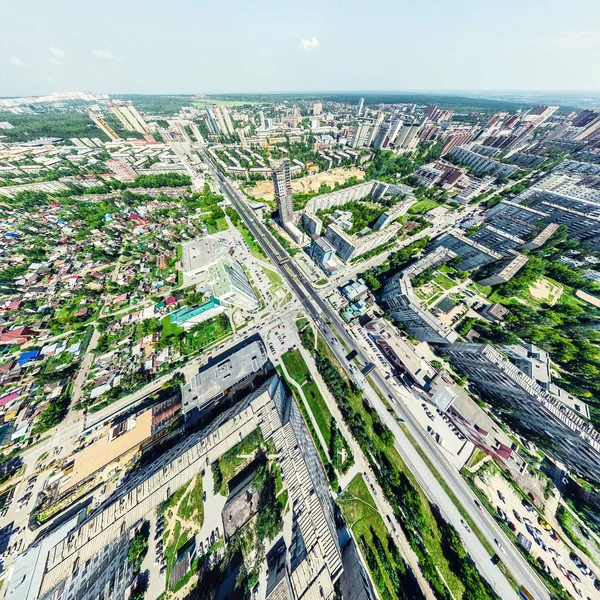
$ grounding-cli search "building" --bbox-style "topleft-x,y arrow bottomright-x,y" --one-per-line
88,111 -> 120,142
357,97 -> 364,116
210,257 -> 260,310
476,252 -> 529,287
313,102 -> 323,116
350,121 -> 372,148
381,274 -> 459,343
272,159 -> 294,226
28,374 -> 342,600
449,146 -> 519,179
182,340 -> 268,415
431,231 -> 503,271
62,392 -> 181,492
444,343 -> 600,484
309,236 -> 337,267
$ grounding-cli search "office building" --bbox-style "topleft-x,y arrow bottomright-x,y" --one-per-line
210,256 -> 260,310
445,343 -> 600,484
309,236 -> 337,267
381,274 -> 459,343
272,159 -> 294,226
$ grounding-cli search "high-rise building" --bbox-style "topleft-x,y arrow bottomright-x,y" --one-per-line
357,97 -> 364,116
313,102 -> 323,116
272,159 -> 294,225
444,343 -> 600,484
221,106 -> 235,135
212,104 -> 228,136
88,111 -> 120,141
381,273 -> 459,343
350,121 -> 371,148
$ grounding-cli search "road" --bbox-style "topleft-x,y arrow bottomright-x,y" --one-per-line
202,153 -> 550,600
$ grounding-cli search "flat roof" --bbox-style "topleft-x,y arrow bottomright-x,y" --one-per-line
66,410 -> 153,489
183,341 -> 267,412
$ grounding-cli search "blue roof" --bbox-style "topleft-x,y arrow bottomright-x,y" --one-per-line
18,350 -> 40,366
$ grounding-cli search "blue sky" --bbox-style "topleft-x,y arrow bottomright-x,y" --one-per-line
2,0 -> 600,96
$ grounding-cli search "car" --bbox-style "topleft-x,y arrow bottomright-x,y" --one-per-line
460,519 -> 471,533
537,517 -> 552,531
494,539 -> 506,554
568,570 -> 582,584
512,509 -> 522,523
202,491 -> 207,502
570,552 -> 582,566
215,527 -> 219,538
549,530 -> 559,542
160,565 -> 166,575
474,499 -> 482,511
497,491 -> 506,503
508,521 -> 517,532
497,507 -> 508,522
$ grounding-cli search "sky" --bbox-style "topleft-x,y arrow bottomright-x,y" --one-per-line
2,0 -> 600,97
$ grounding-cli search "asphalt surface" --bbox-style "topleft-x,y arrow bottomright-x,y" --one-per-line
202,154 -> 550,600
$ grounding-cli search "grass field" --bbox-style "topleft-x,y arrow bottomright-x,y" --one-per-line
339,475 -> 421,600
161,314 -> 184,338
281,348 -> 333,446
434,272 -> 457,290
408,199 -> 439,214
181,314 -> 231,354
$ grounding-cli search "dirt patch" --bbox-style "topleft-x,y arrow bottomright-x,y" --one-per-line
244,167 -> 365,201
528,277 -> 563,305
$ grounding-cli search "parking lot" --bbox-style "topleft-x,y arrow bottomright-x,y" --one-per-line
475,471 -> 600,599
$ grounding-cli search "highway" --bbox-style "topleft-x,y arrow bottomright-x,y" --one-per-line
201,153 -> 550,600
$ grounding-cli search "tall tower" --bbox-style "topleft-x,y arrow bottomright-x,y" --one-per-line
271,159 -> 293,226
357,97 -> 364,116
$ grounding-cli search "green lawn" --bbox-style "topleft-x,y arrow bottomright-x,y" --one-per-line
161,314 -> 184,338
177,476 -> 204,527
408,199 -> 440,214
181,314 -> 231,355
264,267 -> 283,295
281,349 -> 333,446
214,428 -> 264,495
434,272 -> 457,291
339,475 -> 422,600
176,245 -> 183,260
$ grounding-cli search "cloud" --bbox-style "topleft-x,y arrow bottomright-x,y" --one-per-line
49,57 -> 62,66
299,37 -> 319,52
49,45 -> 65,59
9,56 -> 26,67
92,46 -> 116,60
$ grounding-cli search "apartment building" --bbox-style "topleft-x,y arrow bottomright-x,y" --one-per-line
444,343 -> 600,484
381,273 -> 459,344
450,146 -> 519,179
431,231 -> 503,271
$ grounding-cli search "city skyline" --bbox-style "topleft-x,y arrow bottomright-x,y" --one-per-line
3,0 -> 600,96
